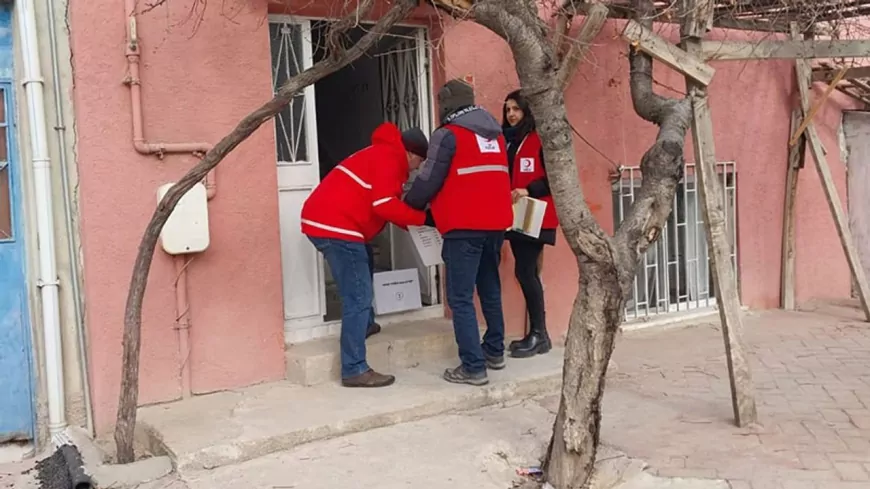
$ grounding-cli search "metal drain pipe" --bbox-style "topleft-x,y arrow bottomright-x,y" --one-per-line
16,0 -> 67,438
45,0 -> 94,438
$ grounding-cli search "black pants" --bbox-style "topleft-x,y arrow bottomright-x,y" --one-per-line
510,239 -> 546,332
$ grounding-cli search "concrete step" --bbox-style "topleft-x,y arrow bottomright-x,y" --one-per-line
138,349 -> 564,473
285,318 -> 457,386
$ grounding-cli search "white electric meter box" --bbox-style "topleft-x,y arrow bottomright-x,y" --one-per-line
157,182 -> 210,255
372,269 -> 422,315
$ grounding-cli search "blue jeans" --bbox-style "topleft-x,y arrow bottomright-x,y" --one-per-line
366,244 -> 376,326
309,237 -> 372,378
442,234 -> 506,373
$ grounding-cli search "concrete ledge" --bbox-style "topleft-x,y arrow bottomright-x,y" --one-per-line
65,426 -> 173,488
141,349 -> 564,472
285,318 -> 457,385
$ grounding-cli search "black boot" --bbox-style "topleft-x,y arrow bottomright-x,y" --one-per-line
508,334 -> 528,352
509,322 -> 551,358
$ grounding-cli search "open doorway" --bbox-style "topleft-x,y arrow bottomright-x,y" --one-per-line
310,22 -> 439,322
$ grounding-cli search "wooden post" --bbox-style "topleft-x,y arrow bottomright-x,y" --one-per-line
682,0 -> 757,427
794,54 -> 870,321
781,108 -> 805,310
789,67 -> 848,146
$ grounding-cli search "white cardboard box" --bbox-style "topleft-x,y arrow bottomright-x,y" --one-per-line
372,269 -> 423,315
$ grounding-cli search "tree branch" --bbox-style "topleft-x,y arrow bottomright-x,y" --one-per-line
613,0 -> 692,288
113,0 -> 418,464
551,0 -> 574,58
555,1 -> 608,91
475,1 -> 615,263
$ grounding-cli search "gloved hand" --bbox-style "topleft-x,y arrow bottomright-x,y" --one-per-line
424,209 -> 436,228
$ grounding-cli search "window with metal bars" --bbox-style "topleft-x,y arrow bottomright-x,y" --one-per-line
611,162 -> 738,321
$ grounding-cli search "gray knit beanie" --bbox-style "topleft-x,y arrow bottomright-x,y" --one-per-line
438,79 -> 475,122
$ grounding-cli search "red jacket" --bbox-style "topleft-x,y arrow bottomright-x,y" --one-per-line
510,131 -> 559,229
301,123 -> 426,242
430,124 -> 513,234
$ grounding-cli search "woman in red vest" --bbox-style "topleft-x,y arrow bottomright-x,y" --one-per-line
502,89 -> 559,358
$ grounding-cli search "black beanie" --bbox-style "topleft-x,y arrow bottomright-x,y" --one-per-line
438,79 -> 475,121
401,128 -> 429,158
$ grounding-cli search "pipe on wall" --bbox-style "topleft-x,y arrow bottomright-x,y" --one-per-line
173,256 -> 192,398
122,0 -> 217,199
16,0 -> 67,438
123,0 -> 210,399
45,0 -> 94,438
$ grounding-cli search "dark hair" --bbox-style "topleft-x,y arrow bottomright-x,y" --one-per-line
502,89 -> 536,138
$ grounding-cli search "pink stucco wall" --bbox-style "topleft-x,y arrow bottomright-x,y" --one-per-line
70,1 -> 287,434
70,0 -> 857,434
441,20 -> 856,339
70,0 -> 444,435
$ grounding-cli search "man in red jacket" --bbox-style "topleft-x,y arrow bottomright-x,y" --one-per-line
301,122 -> 429,388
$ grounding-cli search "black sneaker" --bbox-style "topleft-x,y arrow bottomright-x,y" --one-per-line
443,365 -> 489,386
483,351 -> 505,370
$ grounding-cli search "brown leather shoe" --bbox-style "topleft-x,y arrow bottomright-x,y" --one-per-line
365,322 -> 382,339
341,369 -> 396,388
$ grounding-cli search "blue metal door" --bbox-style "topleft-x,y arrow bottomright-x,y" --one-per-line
0,73 -> 35,439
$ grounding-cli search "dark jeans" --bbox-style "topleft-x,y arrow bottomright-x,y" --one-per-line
509,239 -> 546,332
309,237 -> 372,378
442,234 -> 506,373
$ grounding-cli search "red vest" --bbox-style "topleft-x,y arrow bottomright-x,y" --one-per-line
510,131 -> 559,229
430,125 -> 513,234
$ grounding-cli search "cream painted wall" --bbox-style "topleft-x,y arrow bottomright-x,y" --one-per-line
13,0 -> 88,445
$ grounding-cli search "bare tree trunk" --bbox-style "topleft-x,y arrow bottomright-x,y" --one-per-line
424,0 -> 692,485
540,1 -> 691,486
543,261 -> 623,487
113,0 -> 417,463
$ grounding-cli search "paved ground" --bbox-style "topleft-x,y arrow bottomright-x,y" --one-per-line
6,302 -> 870,489
593,301 -> 870,489
131,401 -> 724,489
0,454 -> 37,489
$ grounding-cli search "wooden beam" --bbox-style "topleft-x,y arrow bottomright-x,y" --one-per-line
702,39 -> 870,61
813,65 -> 870,82
781,108 -> 805,310
681,0 -> 713,38
555,2 -> 609,91
835,85 -> 870,107
682,21 -> 757,426
713,15 -> 789,33
795,57 -> 870,321
789,67 -> 848,146
592,3 -> 791,33
847,77 -> 870,94
428,0 -> 471,14
621,19 -> 716,86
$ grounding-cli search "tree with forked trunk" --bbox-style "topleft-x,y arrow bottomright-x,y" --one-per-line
114,0 -> 420,464
428,0 -> 692,486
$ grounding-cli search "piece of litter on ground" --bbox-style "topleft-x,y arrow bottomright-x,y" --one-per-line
516,466 -> 543,476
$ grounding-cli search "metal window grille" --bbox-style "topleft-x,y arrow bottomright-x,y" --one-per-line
612,162 -> 738,321
380,37 -> 421,131
269,21 -> 308,163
